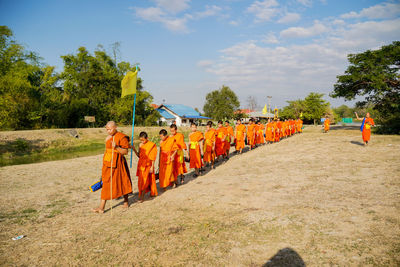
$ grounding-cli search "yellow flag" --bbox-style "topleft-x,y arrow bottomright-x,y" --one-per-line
300,112 -> 303,118
121,70 -> 138,98
262,104 -> 267,114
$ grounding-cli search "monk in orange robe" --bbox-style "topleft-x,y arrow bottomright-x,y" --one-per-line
247,118 -> 256,149
235,119 -> 246,153
93,121 -> 132,213
188,123 -> 204,177
170,124 -> 188,185
275,118 -> 282,142
215,120 -> 228,160
282,120 -> 287,139
256,120 -> 265,145
297,119 -> 303,133
203,121 -> 216,169
355,112 -> 375,145
224,121 -> 234,158
265,119 -> 273,144
323,116 -> 330,133
132,131 -> 158,202
158,129 -> 178,191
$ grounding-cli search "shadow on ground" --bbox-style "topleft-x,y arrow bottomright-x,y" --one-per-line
350,140 -> 365,146
263,247 -> 306,267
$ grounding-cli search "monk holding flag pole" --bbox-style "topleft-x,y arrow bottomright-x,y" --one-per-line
92,121 -> 133,213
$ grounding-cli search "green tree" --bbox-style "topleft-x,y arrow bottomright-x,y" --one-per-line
332,105 -> 354,119
280,99 -> 306,119
303,92 -> 330,124
331,41 -> 400,134
0,26 -> 59,129
203,85 -> 240,120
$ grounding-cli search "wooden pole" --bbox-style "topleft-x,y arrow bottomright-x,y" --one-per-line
110,135 -> 114,216
130,93 -> 137,168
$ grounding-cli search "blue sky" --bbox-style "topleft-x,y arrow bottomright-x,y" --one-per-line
1,0 -> 399,111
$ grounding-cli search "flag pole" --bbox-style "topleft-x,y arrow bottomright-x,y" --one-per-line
130,93 -> 137,168
110,135 -> 114,216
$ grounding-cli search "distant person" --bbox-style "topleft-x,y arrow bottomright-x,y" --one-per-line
323,116 -> 330,133
188,123 -> 204,177
256,120 -> 265,145
215,120 -> 227,161
235,119 -> 246,154
170,124 -> 188,185
158,129 -> 178,191
132,131 -> 158,202
355,112 -> 375,145
224,121 -> 234,158
203,121 -> 216,169
93,121 -> 132,213
247,118 -> 256,149
265,119 -> 274,144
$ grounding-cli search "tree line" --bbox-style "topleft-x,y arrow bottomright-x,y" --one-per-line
0,26 -> 160,130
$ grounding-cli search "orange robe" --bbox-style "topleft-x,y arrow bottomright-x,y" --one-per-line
203,128 -> 216,163
136,141 -> 158,197
172,132 -> 188,179
101,132 -> 133,200
256,124 -> 265,144
159,136 -> 178,188
275,122 -> 282,142
215,127 -> 227,156
324,119 -> 330,131
225,126 -> 234,152
297,120 -> 303,133
362,118 -> 375,142
235,124 -> 246,150
189,131 -> 204,169
265,123 -> 273,142
247,124 -> 256,147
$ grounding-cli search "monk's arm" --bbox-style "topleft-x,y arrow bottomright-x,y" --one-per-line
354,112 -> 363,121
200,140 -> 204,155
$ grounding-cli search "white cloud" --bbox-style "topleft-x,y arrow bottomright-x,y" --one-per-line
229,20 -> 240,26
297,0 -> 312,7
154,0 -> 190,14
197,60 -> 214,68
278,12 -> 301,24
193,5 -> 222,19
341,2 -> 400,19
133,2 -> 223,33
280,21 -> 328,38
198,17 -> 400,107
262,32 -> 279,44
247,0 -> 279,22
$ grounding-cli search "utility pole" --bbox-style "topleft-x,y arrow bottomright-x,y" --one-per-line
267,96 -> 272,114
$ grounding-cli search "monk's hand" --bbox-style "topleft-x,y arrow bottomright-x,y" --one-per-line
170,155 -> 174,162
149,167 -> 154,174
112,141 -> 116,148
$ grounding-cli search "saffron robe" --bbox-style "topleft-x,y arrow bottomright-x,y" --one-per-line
159,136 -> 178,188
265,123 -> 273,142
215,127 -> 227,156
189,131 -> 204,169
101,132 -> 133,200
247,124 -> 256,147
172,132 -> 188,178
136,140 -> 158,197
203,128 -> 216,162
362,117 -> 375,142
256,124 -> 265,144
324,119 -> 330,131
225,126 -> 234,152
235,124 -> 246,150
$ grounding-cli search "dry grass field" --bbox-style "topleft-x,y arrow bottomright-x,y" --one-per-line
1,126 -> 399,266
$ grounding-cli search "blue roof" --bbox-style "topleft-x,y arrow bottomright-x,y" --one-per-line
157,108 -> 175,119
163,104 -> 200,117
157,104 -> 211,120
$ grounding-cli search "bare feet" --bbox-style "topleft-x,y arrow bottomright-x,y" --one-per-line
92,208 -> 104,213
123,202 -> 129,208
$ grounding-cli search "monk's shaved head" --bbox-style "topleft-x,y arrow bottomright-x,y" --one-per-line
106,121 -> 117,128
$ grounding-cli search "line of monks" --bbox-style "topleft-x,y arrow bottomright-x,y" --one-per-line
93,118 -> 303,213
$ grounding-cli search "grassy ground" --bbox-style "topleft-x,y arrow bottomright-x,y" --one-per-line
0,125 -> 399,266
0,126 -> 199,167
